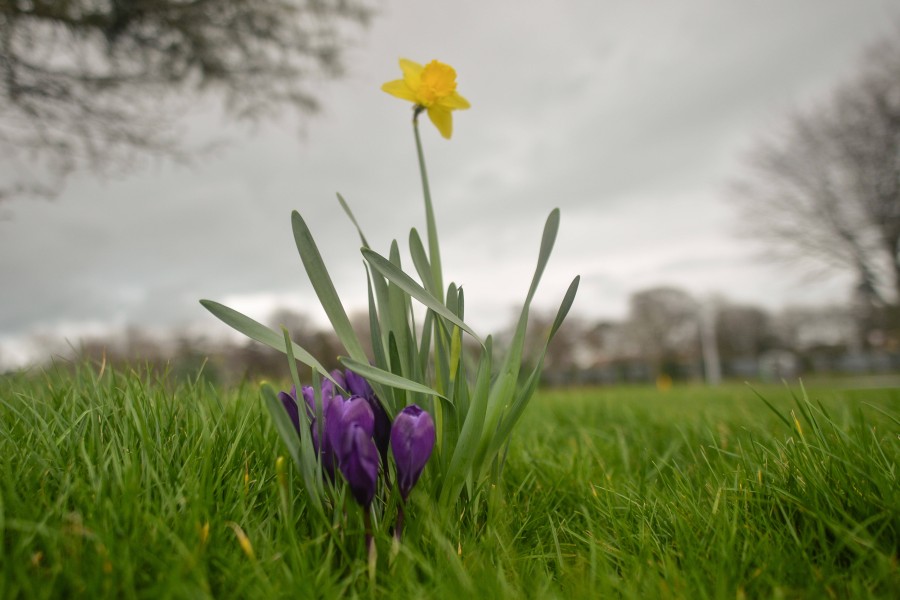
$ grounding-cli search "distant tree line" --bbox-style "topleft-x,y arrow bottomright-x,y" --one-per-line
537,286 -> 898,386
25,284 -> 898,386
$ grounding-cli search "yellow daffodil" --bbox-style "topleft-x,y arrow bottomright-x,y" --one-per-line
382,59 -> 470,139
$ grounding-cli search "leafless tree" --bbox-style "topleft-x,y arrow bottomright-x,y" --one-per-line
713,301 -> 775,360
624,286 -> 699,376
0,0 -> 372,199
732,29 -> 900,311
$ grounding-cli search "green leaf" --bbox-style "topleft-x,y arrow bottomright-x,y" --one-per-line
199,299 -> 336,384
336,193 -> 369,248
409,228 -> 438,296
387,241 -> 412,376
365,269 -> 394,414
338,357 -> 445,405
291,211 -> 367,363
491,276 -> 580,455
548,275 -> 580,340
261,384 -> 325,516
440,336 -> 493,507
479,209 -> 563,464
525,208 -> 560,304
417,309 -> 434,370
387,332 -> 406,410
261,384 -> 301,467
362,248 -> 483,346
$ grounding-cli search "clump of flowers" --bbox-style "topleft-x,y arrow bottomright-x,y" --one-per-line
277,369 -> 434,556
201,57 -> 578,569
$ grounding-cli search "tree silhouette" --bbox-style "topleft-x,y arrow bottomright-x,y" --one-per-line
0,0 -> 372,199
732,29 -> 900,312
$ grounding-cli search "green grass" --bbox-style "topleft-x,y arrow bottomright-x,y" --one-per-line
1,364 -> 898,598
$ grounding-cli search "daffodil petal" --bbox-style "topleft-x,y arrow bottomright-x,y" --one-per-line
399,58 -> 423,76
441,91 -> 471,110
399,59 -> 423,90
427,106 -> 453,139
381,79 -> 417,102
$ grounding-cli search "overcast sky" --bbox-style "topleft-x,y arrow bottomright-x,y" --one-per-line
1,0 -> 897,368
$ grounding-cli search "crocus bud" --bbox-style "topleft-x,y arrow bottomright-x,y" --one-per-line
345,370 -> 392,466
301,385 -> 330,455
332,398 -> 379,507
278,386 -> 301,436
321,369 -> 346,403
390,405 -> 435,500
344,369 -> 374,399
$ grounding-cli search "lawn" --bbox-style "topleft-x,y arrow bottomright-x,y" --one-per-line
1,364 -> 897,598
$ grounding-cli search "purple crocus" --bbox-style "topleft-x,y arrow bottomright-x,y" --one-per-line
390,405 -> 436,500
344,369 -> 392,467
280,377 -> 343,479
279,369 -> 385,489
277,386 -> 302,436
329,397 -> 379,507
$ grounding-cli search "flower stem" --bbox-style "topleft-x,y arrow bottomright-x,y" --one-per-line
412,109 -> 444,301
364,509 -> 377,583
389,500 -> 405,564
394,500 -> 406,543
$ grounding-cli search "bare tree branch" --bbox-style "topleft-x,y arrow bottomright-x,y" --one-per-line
732,27 -> 900,309
0,0 -> 373,199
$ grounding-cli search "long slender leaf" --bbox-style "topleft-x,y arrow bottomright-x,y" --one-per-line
409,228 -> 438,297
524,208 -> 560,304
336,193 -> 370,248
362,248 -> 483,346
261,385 -> 325,519
338,357 -> 445,404
491,276 -> 580,455
281,328 -> 328,508
480,209 -> 563,462
441,336 -> 493,507
365,269 -> 394,413
387,241 -> 412,375
418,310 -> 434,371
547,275 -> 580,340
291,211 -> 367,362
261,384 -> 301,468
200,299 -> 336,385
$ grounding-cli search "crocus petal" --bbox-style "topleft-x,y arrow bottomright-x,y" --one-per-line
344,370 -> 391,466
323,395 -> 347,456
278,387 -> 301,436
321,370 -> 346,404
427,106 -> 453,139
338,423 -> 379,508
340,397 -> 375,436
301,385 -> 316,416
320,394 -> 349,480
344,370 -> 374,399
390,405 -> 436,499
329,369 -> 347,393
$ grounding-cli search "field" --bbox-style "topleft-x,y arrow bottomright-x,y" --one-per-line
1,364 -> 898,598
